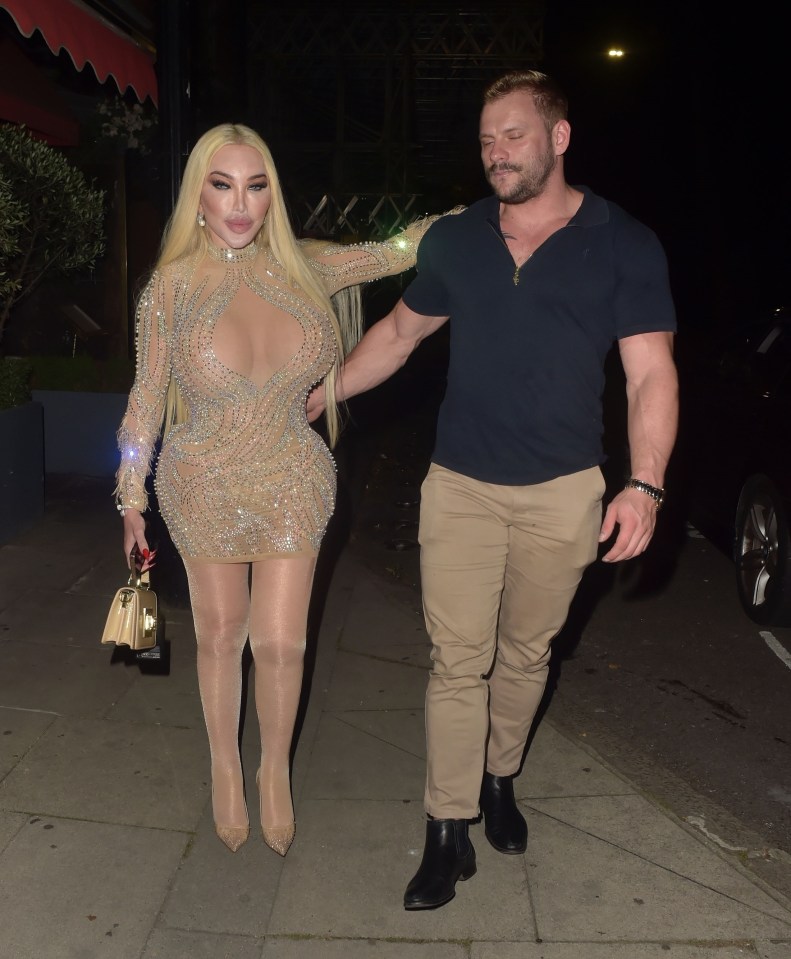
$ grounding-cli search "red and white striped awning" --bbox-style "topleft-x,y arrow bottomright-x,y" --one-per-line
1,0 -> 157,105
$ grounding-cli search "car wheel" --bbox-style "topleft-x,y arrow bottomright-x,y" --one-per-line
734,475 -> 791,626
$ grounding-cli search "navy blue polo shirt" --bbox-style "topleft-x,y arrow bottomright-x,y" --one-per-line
402,187 -> 676,485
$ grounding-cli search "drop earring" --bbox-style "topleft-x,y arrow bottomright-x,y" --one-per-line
197,211 -> 206,227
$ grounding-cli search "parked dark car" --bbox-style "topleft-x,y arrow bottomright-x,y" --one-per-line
676,307 -> 791,625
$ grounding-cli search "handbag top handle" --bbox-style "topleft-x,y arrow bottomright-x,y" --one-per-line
128,568 -> 152,590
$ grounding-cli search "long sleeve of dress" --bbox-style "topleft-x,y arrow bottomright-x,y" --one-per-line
114,270 -> 172,512
305,210 -> 463,295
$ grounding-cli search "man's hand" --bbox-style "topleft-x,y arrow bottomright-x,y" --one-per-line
306,384 -> 326,423
599,487 -> 658,562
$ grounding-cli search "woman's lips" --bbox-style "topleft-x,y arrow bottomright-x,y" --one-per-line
226,219 -> 253,233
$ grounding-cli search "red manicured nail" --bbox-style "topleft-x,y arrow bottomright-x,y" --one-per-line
142,549 -> 150,557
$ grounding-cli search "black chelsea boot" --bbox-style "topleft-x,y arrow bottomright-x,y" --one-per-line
479,771 -> 528,854
403,818 -> 477,910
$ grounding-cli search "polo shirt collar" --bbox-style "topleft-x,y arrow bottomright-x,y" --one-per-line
479,185 -> 609,229
569,186 -> 609,227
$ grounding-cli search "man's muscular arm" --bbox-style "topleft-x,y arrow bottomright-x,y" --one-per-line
600,330 -> 678,562
306,300 -> 448,421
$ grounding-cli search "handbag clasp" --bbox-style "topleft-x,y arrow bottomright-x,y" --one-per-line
119,588 -> 135,608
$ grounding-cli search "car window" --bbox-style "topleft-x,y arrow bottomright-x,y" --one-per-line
770,363 -> 791,404
754,325 -> 791,394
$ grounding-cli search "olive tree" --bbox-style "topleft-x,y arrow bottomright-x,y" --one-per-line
0,124 -> 105,351
0,174 -> 22,305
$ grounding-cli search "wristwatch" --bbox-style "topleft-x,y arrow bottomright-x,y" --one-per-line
624,478 -> 665,511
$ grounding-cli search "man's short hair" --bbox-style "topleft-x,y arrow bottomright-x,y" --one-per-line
483,71 -> 568,132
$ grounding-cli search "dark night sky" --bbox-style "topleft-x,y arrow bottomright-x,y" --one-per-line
541,1 -> 789,329
184,0 -> 786,330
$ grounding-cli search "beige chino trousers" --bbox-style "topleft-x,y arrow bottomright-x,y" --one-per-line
418,463 -> 605,819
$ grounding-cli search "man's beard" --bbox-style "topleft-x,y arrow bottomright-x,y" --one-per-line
487,147 -> 556,203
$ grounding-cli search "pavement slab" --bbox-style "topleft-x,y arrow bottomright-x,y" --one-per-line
159,803 -> 288,938
261,940 -> 468,958
519,720 -> 637,799
0,816 -> 186,959
337,570 -> 428,658
754,943 -> 791,958
141,927 -> 263,959
0,704 -> 58,779
0,545 -> 93,608
0,586 -> 120,645
325,649 -> 428,712
104,626 -> 205,730
301,710 -> 425,801
268,799 -> 536,941
0,809 -> 26,852
472,945 -> 766,958
0,640 -> 135,717
329,705 -> 427,758
68,552 -> 150,599
529,794 -> 791,917
525,802 -> 791,941
0,715 -> 209,830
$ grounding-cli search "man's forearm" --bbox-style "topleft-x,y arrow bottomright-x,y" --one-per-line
625,365 -> 679,487
305,301 -> 447,422
336,305 -> 439,402
334,315 -> 410,402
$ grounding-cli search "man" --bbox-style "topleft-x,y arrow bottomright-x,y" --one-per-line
308,70 -> 678,910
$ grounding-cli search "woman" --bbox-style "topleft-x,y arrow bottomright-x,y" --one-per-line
115,123 -> 445,856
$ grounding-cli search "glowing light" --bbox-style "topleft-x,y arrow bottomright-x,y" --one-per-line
608,48 -> 625,58
396,237 -> 408,249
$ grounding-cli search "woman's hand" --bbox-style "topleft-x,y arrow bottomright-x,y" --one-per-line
121,509 -> 156,572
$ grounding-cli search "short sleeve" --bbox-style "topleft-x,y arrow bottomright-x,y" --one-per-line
613,224 -> 677,339
401,220 -> 452,317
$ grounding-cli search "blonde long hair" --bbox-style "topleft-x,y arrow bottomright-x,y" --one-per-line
153,123 -> 356,446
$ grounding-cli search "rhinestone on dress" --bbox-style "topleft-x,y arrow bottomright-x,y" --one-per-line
206,241 -> 259,264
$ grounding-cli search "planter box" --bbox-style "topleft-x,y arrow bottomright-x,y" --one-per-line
0,401 -> 45,545
32,390 -> 128,477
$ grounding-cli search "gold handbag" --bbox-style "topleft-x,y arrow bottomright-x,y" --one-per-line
101,568 -> 158,651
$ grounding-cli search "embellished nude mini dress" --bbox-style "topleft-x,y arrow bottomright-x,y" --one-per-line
115,228 -> 431,562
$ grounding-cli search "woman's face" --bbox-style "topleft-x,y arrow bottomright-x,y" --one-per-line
198,143 -> 271,249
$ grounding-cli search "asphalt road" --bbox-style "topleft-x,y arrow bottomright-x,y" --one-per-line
337,372 -> 791,902
545,520 -> 791,898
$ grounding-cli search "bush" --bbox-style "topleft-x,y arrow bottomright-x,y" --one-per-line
0,175 -> 23,304
0,356 -> 32,410
0,124 -> 105,351
29,355 -> 134,393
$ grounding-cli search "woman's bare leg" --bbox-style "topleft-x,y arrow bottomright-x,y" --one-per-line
249,555 -> 316,855
184,560 -> 251,850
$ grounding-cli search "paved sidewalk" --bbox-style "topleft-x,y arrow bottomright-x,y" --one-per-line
0,474 -> 790,958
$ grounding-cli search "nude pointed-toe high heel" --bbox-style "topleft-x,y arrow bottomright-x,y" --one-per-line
256,768 -> 295,857
212,785 -> 249,853
215,822 -> 250,853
